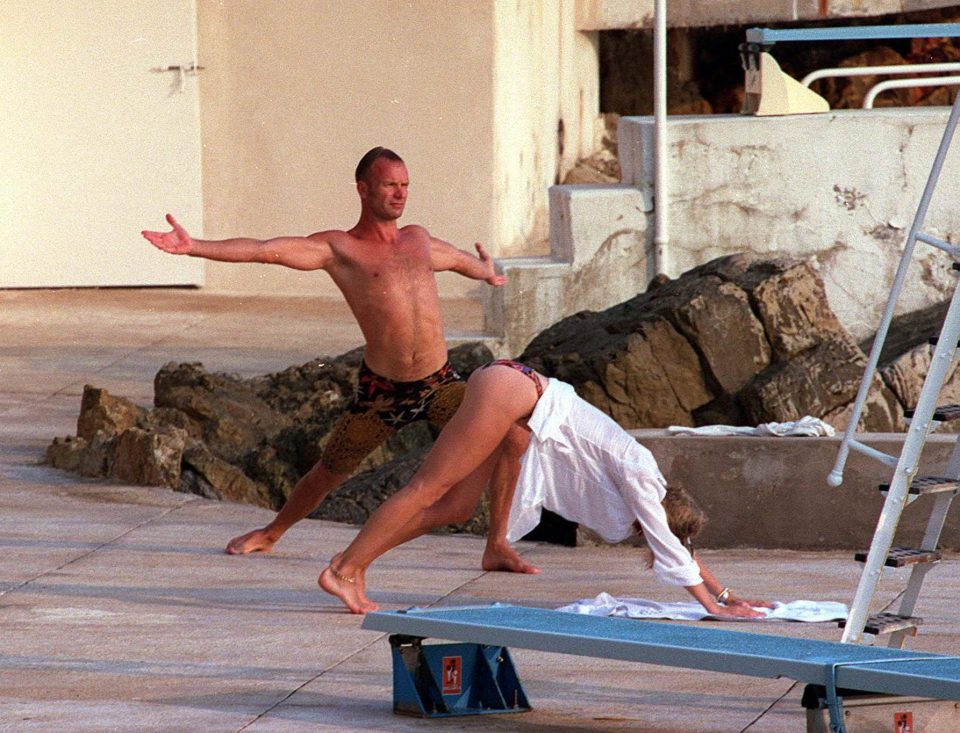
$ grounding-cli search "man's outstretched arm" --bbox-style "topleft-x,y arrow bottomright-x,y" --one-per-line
427,235 -> 506,286
143,213 -> 333,271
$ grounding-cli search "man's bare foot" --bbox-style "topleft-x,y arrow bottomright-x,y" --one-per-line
319,565 -> 376,614
482,543 -> 541,574
225,528 -> 277,555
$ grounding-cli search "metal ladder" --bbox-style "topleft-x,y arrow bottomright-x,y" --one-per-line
829,92 -> 960,647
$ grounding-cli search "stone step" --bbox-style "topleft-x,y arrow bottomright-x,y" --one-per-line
838,612 -> 922,636
879,476 -> 960,495
853,546 -> 942,568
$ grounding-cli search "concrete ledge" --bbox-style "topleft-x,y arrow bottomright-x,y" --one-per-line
549,183 -> 651,267
575,0 -> 956,30
633,429 -> 960,550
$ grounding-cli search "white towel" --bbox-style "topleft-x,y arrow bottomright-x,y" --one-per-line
557,592 -> 847,622
667,416 -> 836,438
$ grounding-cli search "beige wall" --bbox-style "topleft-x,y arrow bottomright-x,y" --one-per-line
492,0 -> 599,256
196,1 -> 600,298
197,1 -> 497,298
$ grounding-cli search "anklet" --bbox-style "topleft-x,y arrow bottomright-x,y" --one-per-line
329,565 -> 355,584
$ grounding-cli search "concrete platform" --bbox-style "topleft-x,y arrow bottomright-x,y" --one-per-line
3,288 -> 960,732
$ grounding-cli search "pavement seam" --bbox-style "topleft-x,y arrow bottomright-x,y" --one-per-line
232,633 -> 385,732
739,680 -> 799,732
232,570 -> 492,731
0,496 -> 200,599
43,314 -> 214,400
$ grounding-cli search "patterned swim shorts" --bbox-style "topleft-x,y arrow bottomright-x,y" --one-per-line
319,360 -> 466,475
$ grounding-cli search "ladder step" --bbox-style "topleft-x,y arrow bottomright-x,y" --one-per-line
838,612 -> 923,636
879,475 -> 960,495
904,404 -> 960,421
853,546 -> 943,567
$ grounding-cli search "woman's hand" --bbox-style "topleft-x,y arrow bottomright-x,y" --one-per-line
726,595 -> 775,610
709,603 -> 766,620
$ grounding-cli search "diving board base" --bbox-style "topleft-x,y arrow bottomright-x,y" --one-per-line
803,685 -> 960,732
388,634 -> 530,718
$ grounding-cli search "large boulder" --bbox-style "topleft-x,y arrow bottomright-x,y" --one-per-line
521,253 -> 896,430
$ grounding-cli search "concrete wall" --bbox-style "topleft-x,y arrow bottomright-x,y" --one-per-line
196,0 -> 599,298
486,183 -> 652,356
619,110 -> 960,342
635,430 -> 960,550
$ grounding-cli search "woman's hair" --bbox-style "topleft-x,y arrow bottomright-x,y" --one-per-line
662,483 -> 707,549
640,484 -> 707,568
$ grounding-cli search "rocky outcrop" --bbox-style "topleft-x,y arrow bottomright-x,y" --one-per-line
46,343 -> 494,526
520,254 -> 906,432
47,253 -> 954,530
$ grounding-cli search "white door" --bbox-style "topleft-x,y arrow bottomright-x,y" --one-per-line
0,1 -> 203,287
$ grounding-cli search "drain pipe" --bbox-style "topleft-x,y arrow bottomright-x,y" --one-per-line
653,0 -> 668,278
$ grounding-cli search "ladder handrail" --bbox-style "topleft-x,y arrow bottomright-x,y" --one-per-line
802,62 -> 960,88
828,91 -> 960,488
841,280 -> 960,643
865,77 -> 960,109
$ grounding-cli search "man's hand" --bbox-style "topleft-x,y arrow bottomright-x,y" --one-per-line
475,243 -> 506,286
142,214 -> 193,255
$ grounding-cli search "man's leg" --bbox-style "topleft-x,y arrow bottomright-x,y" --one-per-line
226,408 -> 393,554
225,461 -> 350,554
482,424 -> 540,574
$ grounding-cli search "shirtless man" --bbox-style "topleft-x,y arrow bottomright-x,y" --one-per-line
142,146 -> 537,575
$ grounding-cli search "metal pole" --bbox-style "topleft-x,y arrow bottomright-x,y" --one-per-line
653,0 -> 668,277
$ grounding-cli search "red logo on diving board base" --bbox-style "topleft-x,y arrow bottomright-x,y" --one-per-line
894,711 -> 913,733
441,655 -> 462,695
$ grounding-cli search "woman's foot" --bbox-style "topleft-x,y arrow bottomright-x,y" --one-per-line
482,542 -> 540,574
319,564 -> 367,613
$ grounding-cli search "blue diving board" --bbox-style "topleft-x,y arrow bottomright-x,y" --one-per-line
363,604 -> 960,731
746,23 -> 960,46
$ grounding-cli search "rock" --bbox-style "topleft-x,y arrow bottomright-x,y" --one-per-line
76,385 -> 146,441
154,362 -> 290,464
708,256 -> 845,360
739,334 -> 900,430
880,343 -> 960,433
46,435 -> 87,473
667,277 -> 770,393
112,427 -> 187,487
77,431 -> 116,478
44,253 -> 957,533
181,440 -> 274,509
575,321 -> 711,428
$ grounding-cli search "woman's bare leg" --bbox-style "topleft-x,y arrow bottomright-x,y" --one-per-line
318,366 -> 539,612
482,425 -> 540,574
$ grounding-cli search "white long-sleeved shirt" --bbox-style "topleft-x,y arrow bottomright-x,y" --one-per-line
506,379 -> 703,587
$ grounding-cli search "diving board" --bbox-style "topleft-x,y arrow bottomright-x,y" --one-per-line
746,23 -> 960,46
363,604 -> 960,731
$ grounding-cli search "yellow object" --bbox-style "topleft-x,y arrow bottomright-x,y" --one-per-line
743,52 -> 830,116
